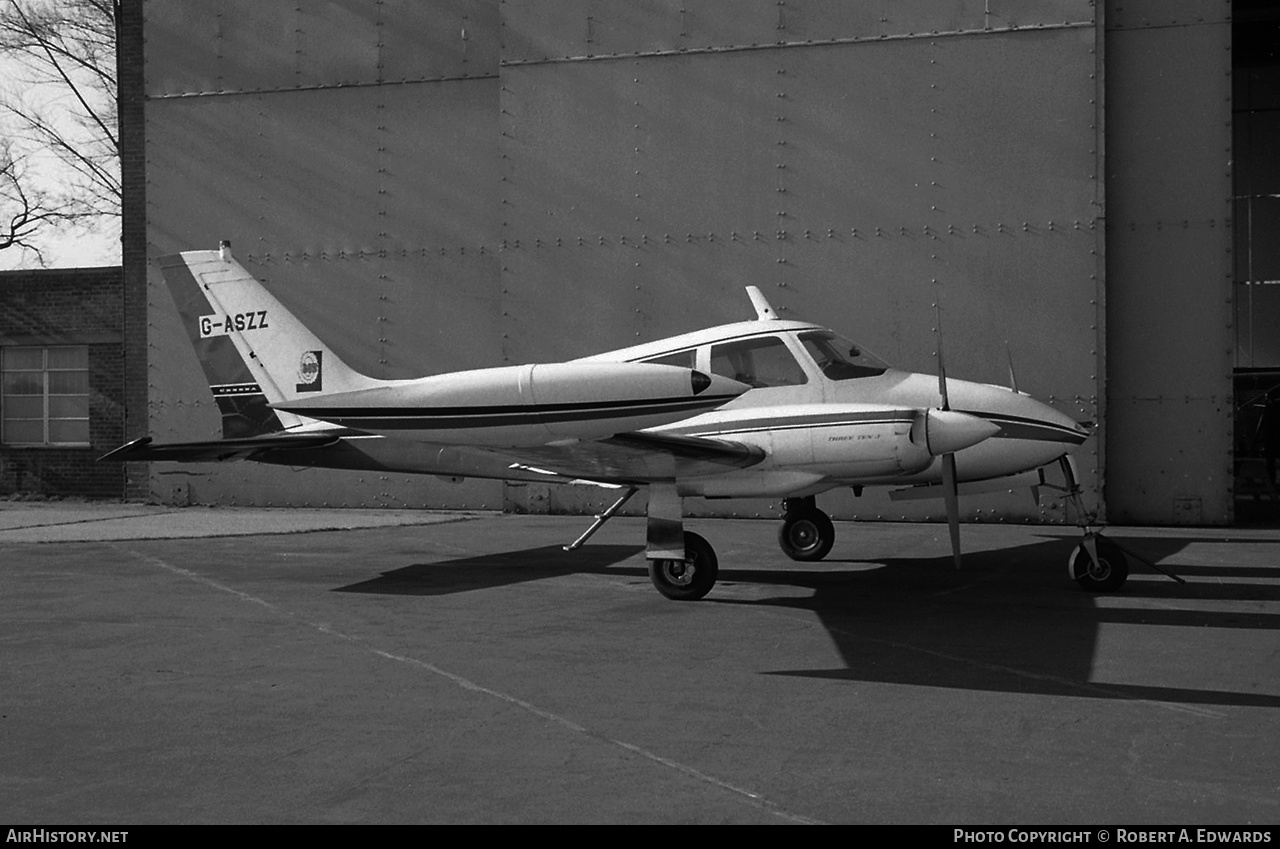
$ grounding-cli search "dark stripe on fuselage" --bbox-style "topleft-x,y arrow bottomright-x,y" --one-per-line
283,394 -> 741,431
669,409 -> 918,439
672,408 -> 1085,446
960,410 -> 1088,445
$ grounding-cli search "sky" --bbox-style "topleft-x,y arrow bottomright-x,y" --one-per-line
1,48 -> 121,271
38,217 -> 121,269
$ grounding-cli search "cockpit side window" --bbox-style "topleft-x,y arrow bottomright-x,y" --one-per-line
799,331 -> 889,380
709,336 -> 808,388
639,350 -> 696,370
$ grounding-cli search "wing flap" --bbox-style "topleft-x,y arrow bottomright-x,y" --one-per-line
99,434 -> 342,463
470,431 -> 765,484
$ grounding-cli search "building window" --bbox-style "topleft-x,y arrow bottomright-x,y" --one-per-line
2,346 -> 90,446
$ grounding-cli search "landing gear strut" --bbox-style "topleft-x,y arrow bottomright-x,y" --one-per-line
1055,457 -> 1184,591
778,496 -> 835,562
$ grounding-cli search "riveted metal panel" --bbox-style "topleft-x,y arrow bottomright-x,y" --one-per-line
780,0 -> 1099,41
379,0 -> 500,82
143,1 -> 376,94
143,0 -> 497,97
498,0 -> 1095,64
500,0 -> 779,62
142,1 -> 225,96
1107,0 -> 1231,30
1104,11 -> 1233,524
145,15 -> 502,507
497,53 -> 784,363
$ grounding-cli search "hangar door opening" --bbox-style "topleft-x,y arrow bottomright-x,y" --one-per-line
1234,0 -> 1280,524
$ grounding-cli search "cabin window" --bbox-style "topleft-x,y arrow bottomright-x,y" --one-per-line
709,336 -> 807,388
640,350 -> 696,370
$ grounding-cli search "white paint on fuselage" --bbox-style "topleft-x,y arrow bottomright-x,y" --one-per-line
583,319 -> 1089,497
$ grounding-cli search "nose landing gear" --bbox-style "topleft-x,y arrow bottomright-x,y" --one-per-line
1068,533 -> 1129,592
1055,457 -> 1184,591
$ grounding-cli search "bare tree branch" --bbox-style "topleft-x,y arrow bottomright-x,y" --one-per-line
0,139 -> 91,263
0,0 -> 119,263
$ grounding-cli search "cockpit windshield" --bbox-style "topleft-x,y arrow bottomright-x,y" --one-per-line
799,331 -> 890,380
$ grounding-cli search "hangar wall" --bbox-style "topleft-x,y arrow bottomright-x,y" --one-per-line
142,0 -> 505,508
139,1 -> 1106,521
1104,1 -> 1234,524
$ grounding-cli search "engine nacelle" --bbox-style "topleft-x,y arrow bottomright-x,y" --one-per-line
275,362 -> 749,446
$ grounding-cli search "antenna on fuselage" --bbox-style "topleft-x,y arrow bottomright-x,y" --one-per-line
745,286 -> 779,321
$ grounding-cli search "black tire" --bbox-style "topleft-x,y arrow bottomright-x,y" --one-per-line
1069,537 -> 1129,592
648,531 -> 718,601
778,509 -> 835,562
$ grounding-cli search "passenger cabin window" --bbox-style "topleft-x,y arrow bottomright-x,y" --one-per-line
640,350 -> 695,370
710,336 -> 807,388
799,331 -> 889,380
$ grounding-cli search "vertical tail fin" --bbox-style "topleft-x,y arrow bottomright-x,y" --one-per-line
159,244 -> 382,438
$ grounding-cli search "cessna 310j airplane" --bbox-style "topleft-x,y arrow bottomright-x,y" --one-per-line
104,242 -> 1134,601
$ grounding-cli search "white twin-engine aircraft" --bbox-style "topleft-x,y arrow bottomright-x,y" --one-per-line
105,242 -> 1122,601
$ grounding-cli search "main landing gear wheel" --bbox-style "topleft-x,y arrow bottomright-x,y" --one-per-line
648,530 -> 719,601
778,506 -> 835,562
1069,536 -> 1129,592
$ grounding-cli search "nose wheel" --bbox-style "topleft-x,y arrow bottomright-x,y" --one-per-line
778,497 -> 835,561
1054,457 -> 1183,591
1068,534 -> 1129,592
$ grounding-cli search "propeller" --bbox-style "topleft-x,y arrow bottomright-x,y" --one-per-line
1006,340 -> 1020,394
936,306 -> 963,570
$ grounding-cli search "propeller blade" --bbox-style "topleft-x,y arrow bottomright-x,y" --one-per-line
935,305 -> 960,568
1006,341 -> 1019,393
941,452 -> 962,569
935,306 -> 950,411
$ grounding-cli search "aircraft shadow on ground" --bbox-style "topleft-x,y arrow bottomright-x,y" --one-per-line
334,544 -> 647,596
334,533 -> 1280,709
713,533 -> 1280,709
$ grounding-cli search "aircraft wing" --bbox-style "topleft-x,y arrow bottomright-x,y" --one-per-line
99,434 -> 342,463
99,430 -> 765,485
468,430 -> 767,484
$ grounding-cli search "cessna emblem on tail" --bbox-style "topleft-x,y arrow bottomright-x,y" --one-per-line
295,351 -> 323,393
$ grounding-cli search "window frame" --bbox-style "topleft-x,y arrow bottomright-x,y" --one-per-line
708,334 -> 809,389
1,345 -> 91,447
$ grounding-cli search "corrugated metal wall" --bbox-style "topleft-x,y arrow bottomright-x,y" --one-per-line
142,1 -> 1116,521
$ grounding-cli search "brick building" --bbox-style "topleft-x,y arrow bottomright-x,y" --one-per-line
0,266 -> 126,498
